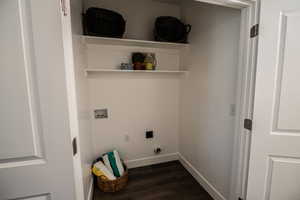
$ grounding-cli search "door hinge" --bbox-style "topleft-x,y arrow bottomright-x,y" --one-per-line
60,0 -> 68,16
72,137 -> 77,156
250,24 -> 259,38
244,118 -> 252,131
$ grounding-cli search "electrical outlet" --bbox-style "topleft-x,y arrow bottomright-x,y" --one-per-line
154,146 -> 162,154
146,130 -> 154,139
94,109 -> 108,119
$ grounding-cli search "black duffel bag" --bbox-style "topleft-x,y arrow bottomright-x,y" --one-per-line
154,16 -> 191,43
83,7 -> 126,38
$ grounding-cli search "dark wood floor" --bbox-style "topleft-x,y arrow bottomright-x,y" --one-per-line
93,161 -> 213,200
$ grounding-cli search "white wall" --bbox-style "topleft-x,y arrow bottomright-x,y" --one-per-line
87,46 -> 180,162
70,0 -> 94,199
84,0 -> 181,165
88,74 -> 179,162
84,0 -> 180,40
179,3 -> 241,199
86,44 -> 181,71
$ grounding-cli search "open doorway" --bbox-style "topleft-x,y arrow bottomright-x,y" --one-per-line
66,0 -> 259,200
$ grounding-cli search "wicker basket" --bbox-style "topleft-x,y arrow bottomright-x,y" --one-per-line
97,169 -> 128,192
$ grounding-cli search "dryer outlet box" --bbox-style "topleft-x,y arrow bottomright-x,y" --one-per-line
94,109 -> 108,119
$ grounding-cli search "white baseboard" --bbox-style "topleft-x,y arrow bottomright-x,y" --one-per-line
178,153 -> 226,200
87,177 -> 94,200
125,152 -> 179,169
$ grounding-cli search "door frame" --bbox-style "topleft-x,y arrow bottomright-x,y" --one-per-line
61,0 -> 260,199
194,0 -> 259,199
226,1 -> 260,200
60,0 -> 85,200
196,0 -> 260,199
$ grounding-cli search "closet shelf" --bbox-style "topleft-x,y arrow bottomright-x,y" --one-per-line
82,35 -> 189,49
84,68 -> 188,76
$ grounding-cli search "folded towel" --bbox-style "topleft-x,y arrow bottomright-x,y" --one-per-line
107,151 -> 120,177
103,154 -> 114,174
107,150 -> 125,177
92,166 -> 108,180
94,161 -> 116,180
114,150 -> 125,176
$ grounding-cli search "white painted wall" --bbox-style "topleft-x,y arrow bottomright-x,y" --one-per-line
179,2 -> 241,199
86,44 -> 181,71
84,0 -> 181,164
88,70 -> 180,162
84,0 -> 180,40
70,0 -> 94,199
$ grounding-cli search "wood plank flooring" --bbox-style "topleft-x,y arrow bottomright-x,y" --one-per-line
93,161 -> 213,200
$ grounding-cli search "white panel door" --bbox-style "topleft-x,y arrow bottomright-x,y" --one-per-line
0,0 -> 76,199
247,0 -> 300,199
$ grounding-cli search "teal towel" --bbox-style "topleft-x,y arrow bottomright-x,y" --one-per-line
107,151 -> 120,177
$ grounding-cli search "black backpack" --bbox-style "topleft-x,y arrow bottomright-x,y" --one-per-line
154,16 -> 191,43
83,7 -> 126,38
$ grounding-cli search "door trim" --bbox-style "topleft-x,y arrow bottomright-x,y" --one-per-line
228,1 -> 260,200
190,1 -> 259,199
60,0 -> 85,199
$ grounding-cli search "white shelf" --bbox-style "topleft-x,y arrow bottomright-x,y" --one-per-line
85,68 -> 188,76
82,35 -> 189,49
